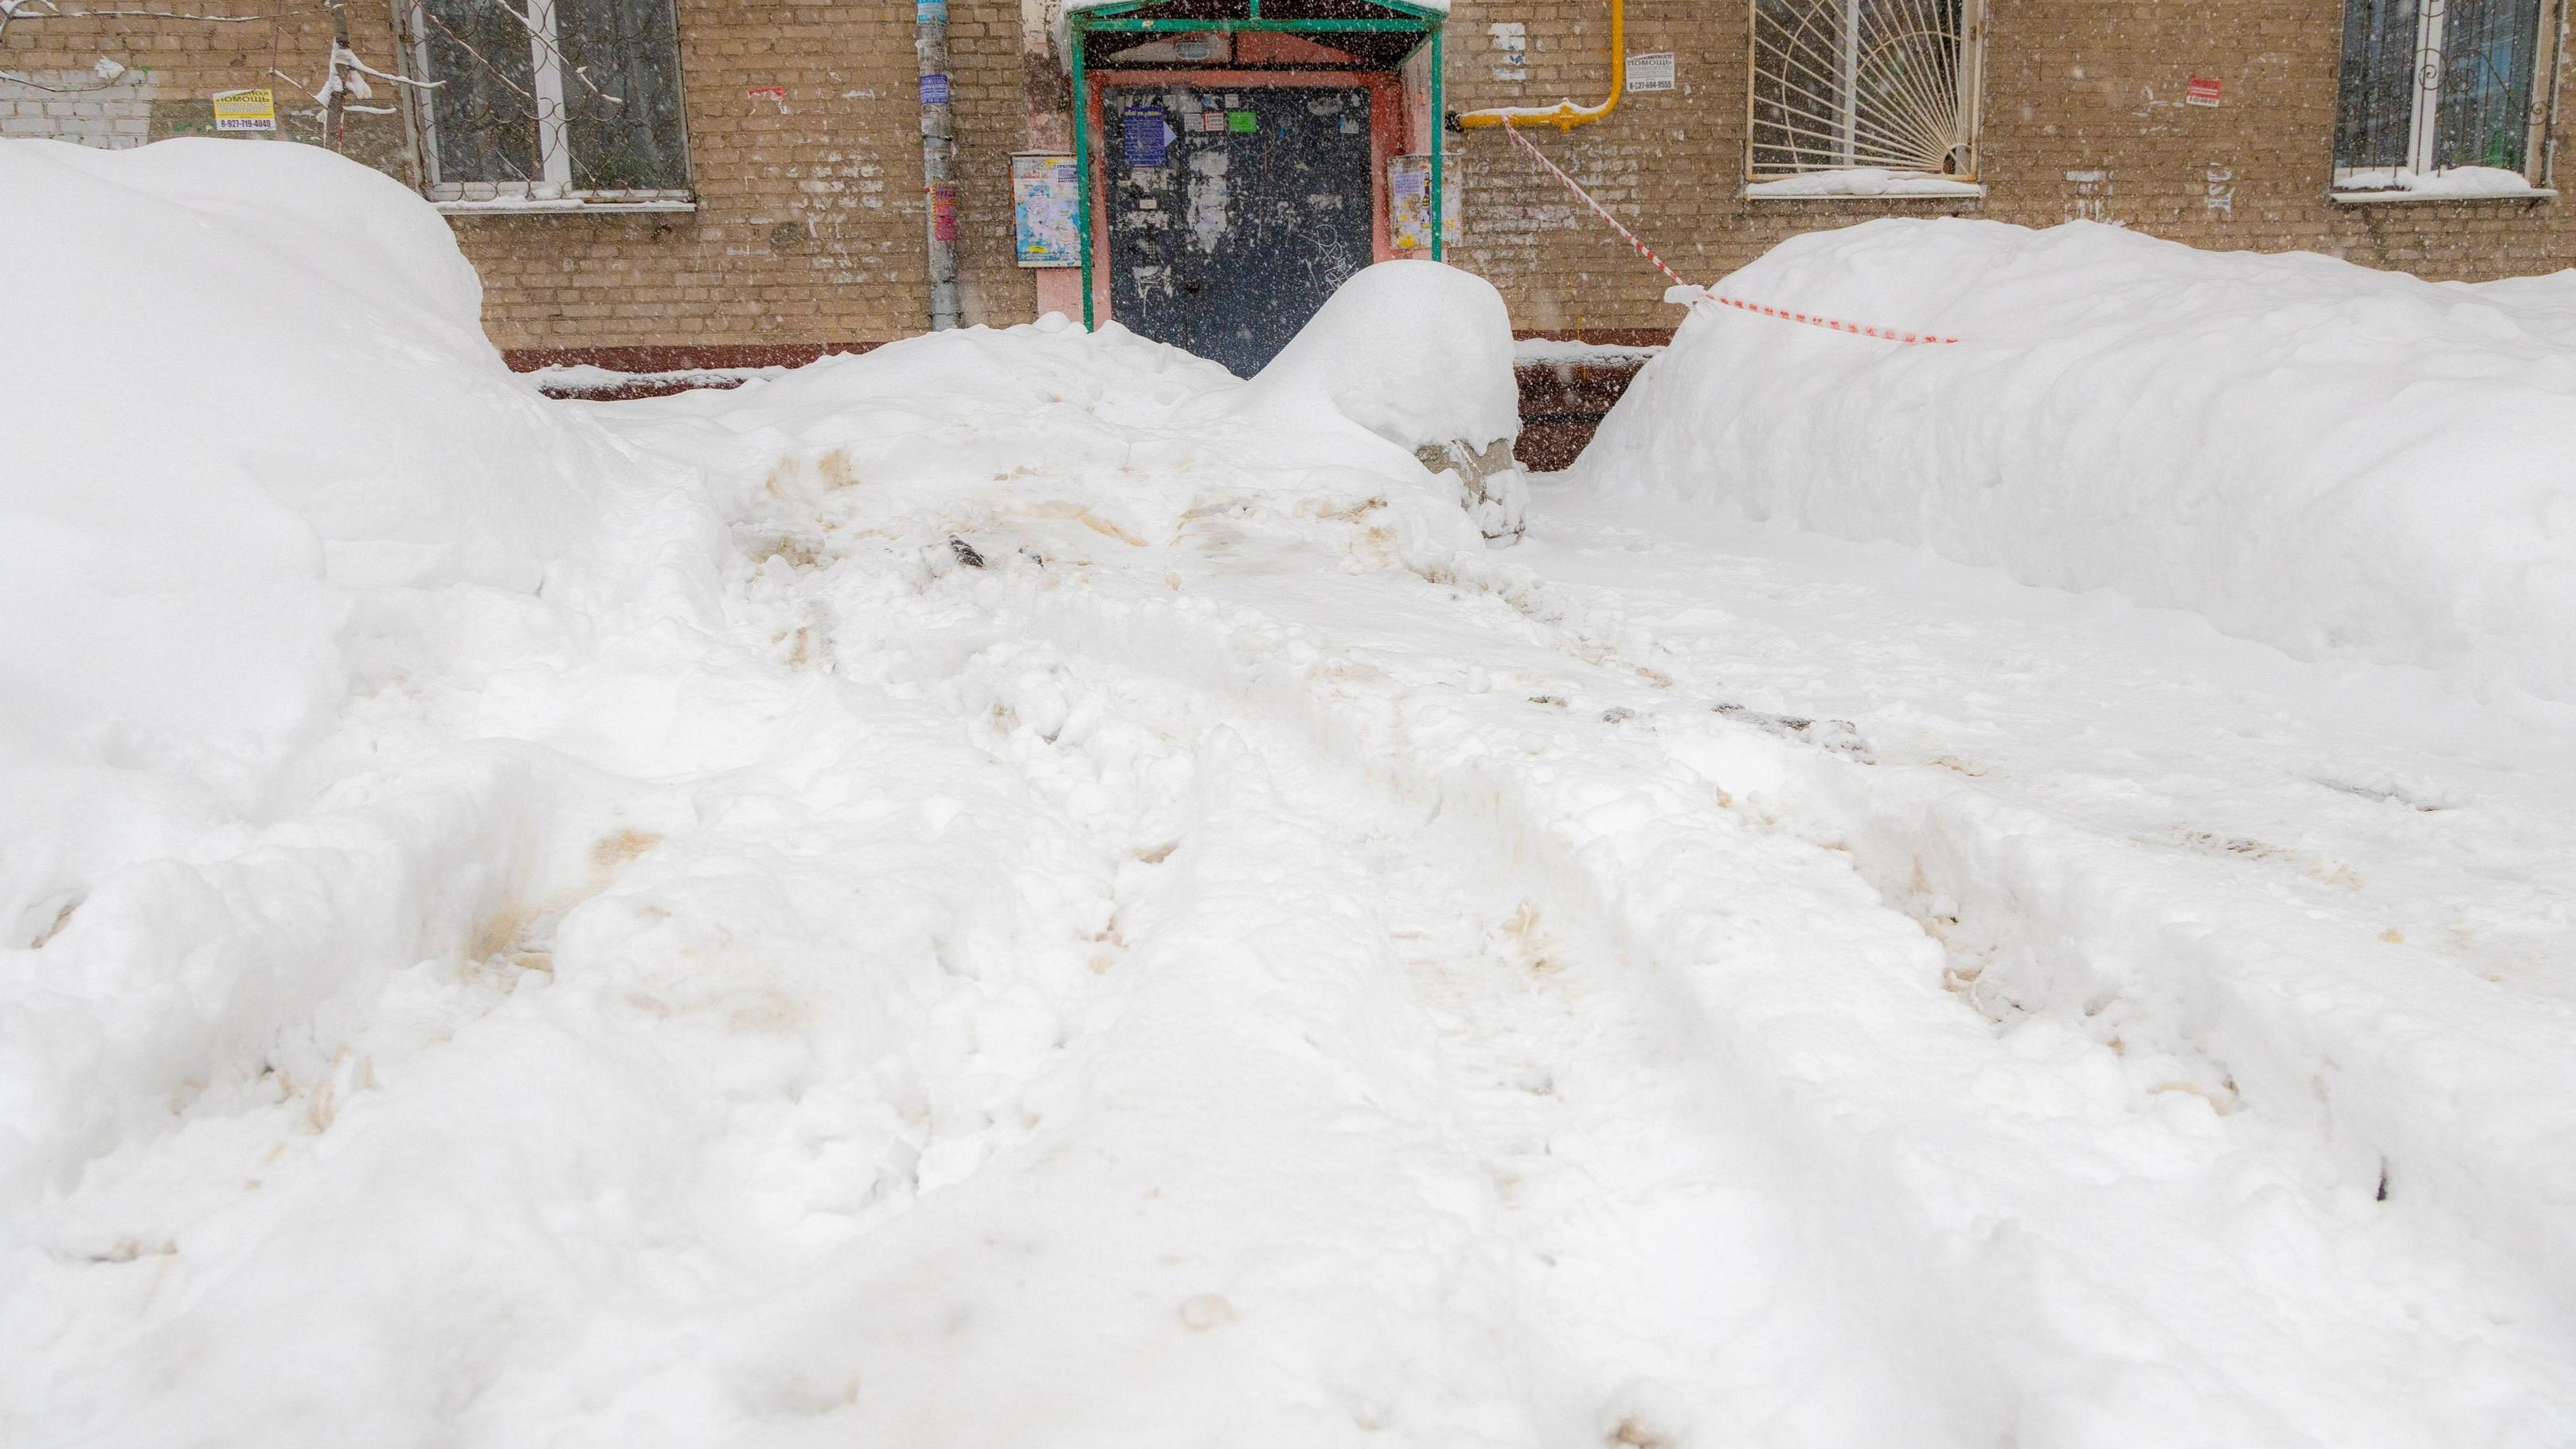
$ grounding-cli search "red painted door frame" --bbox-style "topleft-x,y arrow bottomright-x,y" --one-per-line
1082,68 -> 1406,330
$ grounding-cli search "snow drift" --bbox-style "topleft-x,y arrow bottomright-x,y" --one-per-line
1577,220 -> 2576,702
1194,260 -> 1530,539
0,138 -> 636,920
0,138 -> 649,1212
1222,259 -> 1520,454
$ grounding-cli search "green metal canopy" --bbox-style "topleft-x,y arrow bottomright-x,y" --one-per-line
1073,0 -> 1447,67
1069,0 -> 1448,327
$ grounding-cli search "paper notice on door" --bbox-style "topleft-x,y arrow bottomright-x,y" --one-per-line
1123,107 -> 1169,166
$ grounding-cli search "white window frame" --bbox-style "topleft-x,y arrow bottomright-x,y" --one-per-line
2332,0 -> 2565,201
1742,0 -> 1989,199
396,0 -> 695,213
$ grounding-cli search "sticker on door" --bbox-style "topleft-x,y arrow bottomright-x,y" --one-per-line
1123,108 -> 1170,166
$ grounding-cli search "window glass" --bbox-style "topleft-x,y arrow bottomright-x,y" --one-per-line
1751,0 -> 1976,178
559,0 -> 690,190
2336,0 -> 2551,180
1853,0 -> 1966,174
421,0 -> 539,184
2434,0 -> 2544,171
2333,0 -> 2419,170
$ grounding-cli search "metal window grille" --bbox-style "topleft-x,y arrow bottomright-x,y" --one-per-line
1749,0 -> 1983,179
2333,0 -> 2560,184
403,0 -> 691,201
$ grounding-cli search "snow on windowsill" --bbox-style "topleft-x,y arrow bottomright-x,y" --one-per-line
432,197 -> 698,216
2331,167 -> 2555,204
1744,169 -> 1986,200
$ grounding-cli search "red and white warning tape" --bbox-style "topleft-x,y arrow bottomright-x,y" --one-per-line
1498,119 -> 1960,347
1676,288 -> 1960,346
1499,119 -> 1691,288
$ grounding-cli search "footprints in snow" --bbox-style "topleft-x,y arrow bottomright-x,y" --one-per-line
1712,701 -> 1871,760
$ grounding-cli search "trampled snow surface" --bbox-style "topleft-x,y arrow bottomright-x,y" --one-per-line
6,145 -> 2576,1447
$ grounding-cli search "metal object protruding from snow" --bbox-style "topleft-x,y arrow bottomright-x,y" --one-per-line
1417,438 -> 1528,544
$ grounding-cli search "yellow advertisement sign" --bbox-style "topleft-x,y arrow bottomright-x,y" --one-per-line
211,88 -> 276,132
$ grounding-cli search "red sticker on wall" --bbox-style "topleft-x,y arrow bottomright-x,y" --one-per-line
929,182 -> 959,241
2186,76 -> 2222,107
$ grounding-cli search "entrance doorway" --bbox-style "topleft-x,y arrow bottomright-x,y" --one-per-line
1101,83 -> 1377,377
1066,0 -> 1446,375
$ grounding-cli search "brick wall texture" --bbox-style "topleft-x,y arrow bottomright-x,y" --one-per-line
7,0 -> 2573,351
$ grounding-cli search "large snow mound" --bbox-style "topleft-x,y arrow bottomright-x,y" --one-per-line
2,139 -> 616,593
0,138 -> 636,895
1577,220 -> 2576,702
1222,260 -> 1520,452
0,139 -> 654,1207
1189,260 -> 1528,538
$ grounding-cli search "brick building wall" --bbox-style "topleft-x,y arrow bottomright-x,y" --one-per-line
1443,0 -> 2576,334
0,0 -> 988,354
451,0 -> 931,355
0,2 -> 409,168
7,0 -> 2572,354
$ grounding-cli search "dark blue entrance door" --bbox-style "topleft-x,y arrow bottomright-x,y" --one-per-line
1103,84 -> 1375,378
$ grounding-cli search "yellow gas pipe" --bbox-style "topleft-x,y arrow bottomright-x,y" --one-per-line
1454,0 -> 1624,131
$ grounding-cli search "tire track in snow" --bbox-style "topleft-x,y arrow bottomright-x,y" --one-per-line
734,503 -> 1930,1443
880,541 -> 2062,1443
1476,510 -> 2576,1324
918,503 -> 2576,1447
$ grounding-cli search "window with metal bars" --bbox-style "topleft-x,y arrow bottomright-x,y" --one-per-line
403,0 -> 691,205
1749,0 -> 1984,181
2333,0 -> 2560,189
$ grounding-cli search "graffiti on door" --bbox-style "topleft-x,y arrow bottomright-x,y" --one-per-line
1104,84 -> 1374,378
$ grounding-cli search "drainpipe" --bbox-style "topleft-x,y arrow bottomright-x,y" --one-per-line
917,0 -> 963,331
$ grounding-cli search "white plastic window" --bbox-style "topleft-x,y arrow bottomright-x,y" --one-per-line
2334,0 -> 2560,193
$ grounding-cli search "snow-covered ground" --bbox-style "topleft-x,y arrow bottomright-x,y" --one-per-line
6,142 -> 2576,1447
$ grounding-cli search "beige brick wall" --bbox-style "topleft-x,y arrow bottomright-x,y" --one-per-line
0,2 -> 408,164
451,0 -> 934,351
9,0 -> 2572,351
948,0 -> 1043,330
1443,0 -> 2576,333
0,0 -> 999,350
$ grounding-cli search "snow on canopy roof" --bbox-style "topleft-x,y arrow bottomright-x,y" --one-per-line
1054,0 -> 1444,71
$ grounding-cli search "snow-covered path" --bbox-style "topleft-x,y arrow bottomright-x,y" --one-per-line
11,319 -> 2576,1447
927,459 -> 2576,1446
